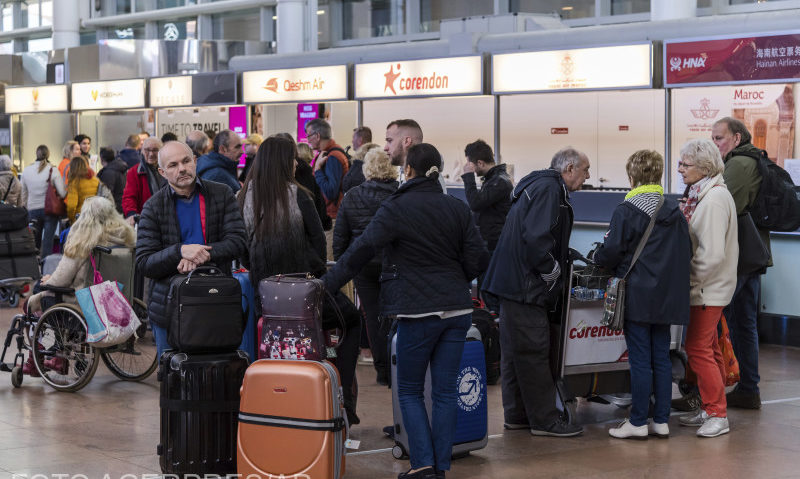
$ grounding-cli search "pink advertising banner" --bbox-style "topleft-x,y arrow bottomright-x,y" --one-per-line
665,33 -> 800,86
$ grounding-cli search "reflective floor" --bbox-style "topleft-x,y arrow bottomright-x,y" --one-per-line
0,304 -> 798,479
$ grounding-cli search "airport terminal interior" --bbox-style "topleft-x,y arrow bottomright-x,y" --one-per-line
1,0 -> 800,478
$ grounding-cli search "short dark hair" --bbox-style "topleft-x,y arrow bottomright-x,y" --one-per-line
406,143 -> 442,180
353,126 -> 372,143
213,130 -> 235,153
74,134 -> 91,144
464,139 -> 494,164
125,134 -> 141,148
99,147 -> 115,164
205,130 -> 217,142
714,117 -> 752,144
387,119 -> 421,132
161,132 -> 178,143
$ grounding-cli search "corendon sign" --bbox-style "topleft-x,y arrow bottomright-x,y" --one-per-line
4,85 -> 68,113
242,65 -> 347,103
492,44 -> 652,93
665,32 -> 800,86
72,79 -> 146,110
355,56 -> 483,99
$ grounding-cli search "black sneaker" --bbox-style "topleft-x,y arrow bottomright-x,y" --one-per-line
398,467 -> 436,479
530,418 -> 583,437
435,470 -> 446,479
726,388 -> 761,410
671,391 -> 702,412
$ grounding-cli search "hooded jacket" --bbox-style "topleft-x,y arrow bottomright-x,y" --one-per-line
323,176 -> 489,316
197,151 -> 241,194
118,148 -> 143,169
461,163 -> 513,251
97,158 -> 129,213
481,169 -> 572,307
593,191 -> 692,324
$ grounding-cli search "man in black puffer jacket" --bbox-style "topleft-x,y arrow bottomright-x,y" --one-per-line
461,140 -> 513,252
97,147 -> 129,214
136,141 -> 247,358
333,148 -> 399,385
482,147 -> 590,439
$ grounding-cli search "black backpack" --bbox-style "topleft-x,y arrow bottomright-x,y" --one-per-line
471,302 -> 500,385
328,147 -> 352,167
738,148 -> 800,232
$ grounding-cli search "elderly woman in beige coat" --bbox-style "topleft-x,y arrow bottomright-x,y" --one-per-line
0,155 -> 26,207
677,138 -> 738,438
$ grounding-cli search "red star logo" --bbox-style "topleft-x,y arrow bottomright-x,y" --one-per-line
384,64 -> 401,95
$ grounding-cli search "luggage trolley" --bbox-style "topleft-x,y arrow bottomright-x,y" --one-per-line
552,257 -> 686,423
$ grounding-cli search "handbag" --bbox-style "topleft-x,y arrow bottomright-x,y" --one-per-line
736,212 -> 770,275
44,167 -> 66,218
75,255 -> 141,347
601,196 -> 664,331
719,315 -> 740,386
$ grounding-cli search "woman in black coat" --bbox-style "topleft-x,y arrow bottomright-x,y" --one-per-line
324,144 -> 489,479
333,147 -> 398,385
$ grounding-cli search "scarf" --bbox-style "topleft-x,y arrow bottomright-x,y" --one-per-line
625,184 -> 663,200
680,176 -> 712,223
143,160 -> 165,196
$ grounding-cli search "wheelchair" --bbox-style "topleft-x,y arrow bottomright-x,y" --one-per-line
0,246 -> 157,392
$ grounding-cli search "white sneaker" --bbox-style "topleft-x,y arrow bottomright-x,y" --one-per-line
609,419 -> 648,440
679,409 -> 708,427
697,416 -> 730,438
648,421 -> 669,438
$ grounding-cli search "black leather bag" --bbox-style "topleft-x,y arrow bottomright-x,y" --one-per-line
737,212 -> 770,275
166,266 -> 244,353
0,183 -> 28,233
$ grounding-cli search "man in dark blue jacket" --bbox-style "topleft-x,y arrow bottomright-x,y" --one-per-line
117,134 -> 143,169
482,147 -> 590,438
196,129 -> 242,193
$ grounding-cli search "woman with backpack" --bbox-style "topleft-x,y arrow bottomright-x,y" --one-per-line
21,145 -> 66,258
0,155 -> 26,208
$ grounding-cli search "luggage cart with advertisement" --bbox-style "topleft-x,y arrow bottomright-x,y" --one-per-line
552,259 -> 687,424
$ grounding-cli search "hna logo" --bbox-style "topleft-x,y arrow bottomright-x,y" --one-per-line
670,56 -> 707,72
91,89 -> 99,101
264,77 -> 279,93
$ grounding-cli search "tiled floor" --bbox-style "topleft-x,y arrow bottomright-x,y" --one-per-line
0,304 -> 798,479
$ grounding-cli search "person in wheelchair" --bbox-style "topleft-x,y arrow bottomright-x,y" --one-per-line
23,196 -> 135,375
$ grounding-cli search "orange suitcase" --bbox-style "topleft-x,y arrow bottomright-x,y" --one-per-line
238,359 -> 347,479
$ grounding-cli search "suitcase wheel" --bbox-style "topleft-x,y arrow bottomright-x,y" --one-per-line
392,444 -> 407,460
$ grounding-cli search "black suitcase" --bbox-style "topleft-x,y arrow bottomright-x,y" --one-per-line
0,227 -> 36,256
0,254 -> 40,280
157,350 -> 248,477
166,266 -> 244,352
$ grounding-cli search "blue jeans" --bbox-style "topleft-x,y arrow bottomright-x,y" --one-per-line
623,320 -> 672,426
28,209 -> 59,259
723,273 -> 761,393
396,313 -> 471,471
152,322 -> 170,360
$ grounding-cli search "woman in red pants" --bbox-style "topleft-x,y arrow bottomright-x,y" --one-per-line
677,138 -> 738,438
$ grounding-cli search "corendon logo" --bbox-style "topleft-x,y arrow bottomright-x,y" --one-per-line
91,89 -> 99,101
264,77 -> 279,92
670,56 -> 707,72
690,98 -> 720,120
383,63 -> 449,95
569,325 -> 624,340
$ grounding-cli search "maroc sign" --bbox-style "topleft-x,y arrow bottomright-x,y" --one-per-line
243,65 -> 347,103
5,85 -> 68,113
493,44 -> 652,93
72,79 -> 146,110
665,32 -> 800,86
355,56 -> 483,99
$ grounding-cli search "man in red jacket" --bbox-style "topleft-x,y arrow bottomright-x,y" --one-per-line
122,137 -> 165,225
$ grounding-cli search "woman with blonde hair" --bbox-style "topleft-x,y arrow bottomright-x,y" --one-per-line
343,142 -> 381,193
65,156 -> 101,224
23,196 -> 135,374
239,133 -> 264,183
333,147 -> 399,385
593,149 -> 691,440
22,145 -> 66,258
59,140 -> 81,183
296,142 -> 314,165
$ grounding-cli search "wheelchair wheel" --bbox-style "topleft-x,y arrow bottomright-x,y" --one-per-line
100,299 -> 157,381
33,304 -> 99,392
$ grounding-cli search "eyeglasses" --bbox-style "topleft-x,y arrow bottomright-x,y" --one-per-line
677,161 -> 695,169
143,148 -> 160,153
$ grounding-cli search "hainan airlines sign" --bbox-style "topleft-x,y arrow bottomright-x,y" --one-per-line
355,56 -> 483,99
493,44 -> 652,93
242,65 -> 347,103
72,79 -> 146,110
4,85 -> 68,113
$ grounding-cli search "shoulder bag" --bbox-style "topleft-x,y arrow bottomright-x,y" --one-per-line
44,166 -> 67,218
601,196 -> 664,331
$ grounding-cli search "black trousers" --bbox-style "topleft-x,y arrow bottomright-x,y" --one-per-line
499,299 -> 560,428
352,263 -> 389,380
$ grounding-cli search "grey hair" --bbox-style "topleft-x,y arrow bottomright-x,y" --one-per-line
213,129 -> 235,153
680,138 -> 724,177
0,155 -> 11,172
305,118 -> 332,140
714,117 -> 752,144
550,147 -> 585,173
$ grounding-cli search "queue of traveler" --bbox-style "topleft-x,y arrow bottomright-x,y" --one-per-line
3,114 -> 771,478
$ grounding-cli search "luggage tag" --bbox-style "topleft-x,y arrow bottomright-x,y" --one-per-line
345,439 -> 360,450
